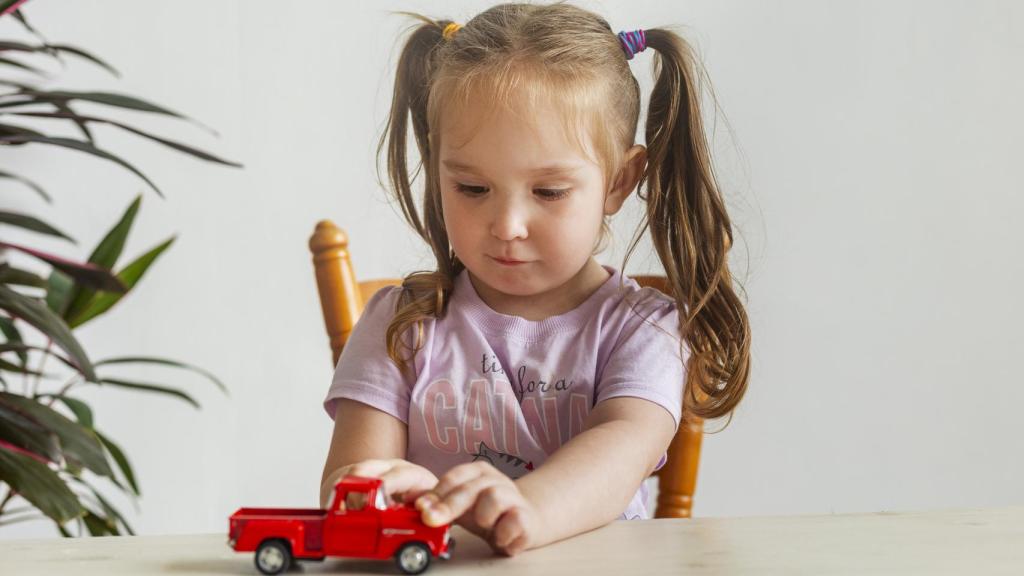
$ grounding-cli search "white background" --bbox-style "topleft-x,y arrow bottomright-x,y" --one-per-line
1,0 -> 1022,539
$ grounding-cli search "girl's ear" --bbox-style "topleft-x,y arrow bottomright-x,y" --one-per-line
605,144 -> 647,215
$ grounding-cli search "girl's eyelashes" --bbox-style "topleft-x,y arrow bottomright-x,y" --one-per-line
453,183 -> 571,200
455,183 -> 488,196
535,188 -> 570,200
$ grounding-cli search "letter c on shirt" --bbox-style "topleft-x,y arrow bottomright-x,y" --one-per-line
422,379 -> 460,454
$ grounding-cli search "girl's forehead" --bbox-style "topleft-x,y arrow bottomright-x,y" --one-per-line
437,91 -> 598,165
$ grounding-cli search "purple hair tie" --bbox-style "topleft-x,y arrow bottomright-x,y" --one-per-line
617,29 -> 647,60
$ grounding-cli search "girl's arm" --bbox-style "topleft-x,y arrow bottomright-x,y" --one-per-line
319,398 -> 408,507
416,396 -> 676,554
515,396 -> 677,546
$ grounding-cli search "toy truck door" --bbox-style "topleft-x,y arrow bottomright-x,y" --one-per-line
323,486 -> 380,556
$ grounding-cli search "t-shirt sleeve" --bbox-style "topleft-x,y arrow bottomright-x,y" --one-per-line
322,286 -> 413,424
596,292 -> 687,470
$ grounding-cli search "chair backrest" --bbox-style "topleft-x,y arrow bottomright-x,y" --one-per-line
309,219 -> 703,518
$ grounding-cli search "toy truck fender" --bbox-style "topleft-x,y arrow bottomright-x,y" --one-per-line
373,506 -> 451,558
229,509 -> 327,559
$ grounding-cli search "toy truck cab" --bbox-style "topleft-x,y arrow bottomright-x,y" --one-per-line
229,476 -> 453,575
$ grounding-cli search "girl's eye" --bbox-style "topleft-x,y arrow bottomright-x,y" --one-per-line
453,183 -> 570,200
455,183 -> 488,196
535,188 -> 570,201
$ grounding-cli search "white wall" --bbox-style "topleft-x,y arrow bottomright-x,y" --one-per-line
1,0 -> 1021,538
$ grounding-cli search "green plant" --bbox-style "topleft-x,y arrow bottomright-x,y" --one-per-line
0,2 -> 241,535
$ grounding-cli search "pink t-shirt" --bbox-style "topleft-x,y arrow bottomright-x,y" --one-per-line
323,265 -> 686,520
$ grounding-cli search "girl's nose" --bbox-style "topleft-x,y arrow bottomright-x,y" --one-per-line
490,199 -> 529,241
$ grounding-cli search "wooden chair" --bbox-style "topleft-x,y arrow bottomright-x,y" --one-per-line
309,219 -> 703,518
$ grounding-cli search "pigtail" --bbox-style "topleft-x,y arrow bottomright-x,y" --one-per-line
641,29 -> 751,422
377,13 -> 446,240
377,14 -> 464,375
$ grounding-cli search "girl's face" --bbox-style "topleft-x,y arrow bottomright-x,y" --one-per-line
438,93 -> 633,317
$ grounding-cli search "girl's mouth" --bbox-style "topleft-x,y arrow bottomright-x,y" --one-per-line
490,256 -> 528,266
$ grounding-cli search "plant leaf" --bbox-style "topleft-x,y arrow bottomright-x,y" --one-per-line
0,400 -> 61,461
50,395 -> 93,428
61,196 -> 140,323
0,357 -> 45,376
70,236 -> 175,328
0,315 -> 28,365
0,342 -> 81,375
99,378 -> 199,409
95,430 -> 138,496
0,121 -> 45,140
95,354 -> 227,395
72,476 -> 134,535
0,134 -> 164,197
9,111 -> 242,167
12,9 -> 46,45
0,285 -> 96,381
0,169 -> 52,202
0,1 -> 28,19
0,41 -> 117,75
40,44 -> 119,77
0,440 -> 83,524
4,87 -> 216,134
85,195 -> 140,270
0,96 -> 42,110
45,268 -> 74,316
0,241 -> 125,292
0,511 -> 47,527
81,508 -> 116,536
0,39 -> 41,53
0,392 -> 113,478
0,210 -> 75,242
0,263 -> 48,288
54,102 -> 93,143
0,55 -> 47,76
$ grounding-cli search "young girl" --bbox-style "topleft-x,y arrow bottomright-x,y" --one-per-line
321,2 -> 750,557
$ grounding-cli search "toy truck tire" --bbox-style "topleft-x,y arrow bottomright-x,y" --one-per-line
395,542 -> 432,575
254,539 -> 292,575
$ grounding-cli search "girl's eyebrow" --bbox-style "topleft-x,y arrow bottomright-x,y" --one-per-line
442,159 -> 585,176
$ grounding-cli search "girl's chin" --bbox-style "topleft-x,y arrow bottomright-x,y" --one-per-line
470,267 -> 545,297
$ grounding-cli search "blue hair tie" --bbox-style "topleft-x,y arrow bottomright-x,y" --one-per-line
617,29 -> 647,60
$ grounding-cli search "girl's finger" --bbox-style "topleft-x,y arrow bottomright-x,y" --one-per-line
402,487 -> 433,504
377,466 -> 438,498
423,475 -> 502,527
324,460 -> 393,497
503,532 -> 529,557
473,484 -> 520,530
431,461 -> 491,498
452,512 -> 489,540
493,508 -> 530,556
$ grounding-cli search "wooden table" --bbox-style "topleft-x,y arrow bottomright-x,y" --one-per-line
2,505 -> 1022,575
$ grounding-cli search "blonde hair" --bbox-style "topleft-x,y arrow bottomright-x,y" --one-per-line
377,2 -> 750,423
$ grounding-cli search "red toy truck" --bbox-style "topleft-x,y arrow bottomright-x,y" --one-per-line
228,475 -> 454,575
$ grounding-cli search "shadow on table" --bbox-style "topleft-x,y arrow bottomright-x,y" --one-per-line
163,529 -> 500,574
163,557 -> 398,574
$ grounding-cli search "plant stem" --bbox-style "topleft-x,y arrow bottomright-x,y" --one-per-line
0,486 -> 17,517
0,512 -> 44,527
45,374 -> 82,408
30,337 -> 53,398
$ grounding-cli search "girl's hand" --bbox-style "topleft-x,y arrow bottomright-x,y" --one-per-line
414,461 -> 543,557
324,459 -> 439,506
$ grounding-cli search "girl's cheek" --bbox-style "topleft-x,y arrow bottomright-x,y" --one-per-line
445,197 -> 471,224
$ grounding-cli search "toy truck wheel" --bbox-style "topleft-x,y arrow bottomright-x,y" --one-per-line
395,542 -> 432,575
255,539 -> 292,575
